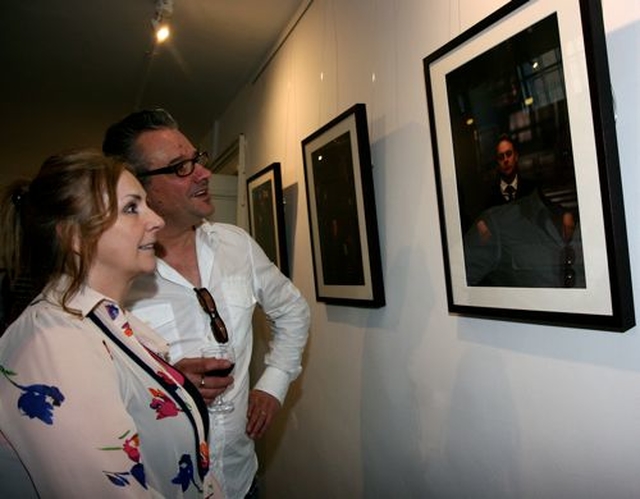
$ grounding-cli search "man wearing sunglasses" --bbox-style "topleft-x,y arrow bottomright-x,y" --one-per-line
103,109 -> 310,499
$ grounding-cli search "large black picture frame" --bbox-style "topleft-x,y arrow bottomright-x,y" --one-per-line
302,103 -> 385,308
247,162 -> 290,277
423,0 -> 634,331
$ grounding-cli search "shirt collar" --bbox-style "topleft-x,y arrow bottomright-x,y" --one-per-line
155,220 -> 217,283
500,175 -> 519,192
45,277 -> 113,317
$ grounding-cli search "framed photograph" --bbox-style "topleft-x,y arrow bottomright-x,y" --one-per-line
247,162 -> 290,276
423,0 -> 634,331
302,103 -> 385,308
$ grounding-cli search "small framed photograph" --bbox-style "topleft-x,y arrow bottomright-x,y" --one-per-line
247,162 -> 290,276
302,103 -> 385,308
423,0 -> 634,330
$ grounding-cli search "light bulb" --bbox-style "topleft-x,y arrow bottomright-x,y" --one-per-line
156,24 -> 170,43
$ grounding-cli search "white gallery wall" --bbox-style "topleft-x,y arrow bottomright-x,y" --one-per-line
213,0 -> 640,497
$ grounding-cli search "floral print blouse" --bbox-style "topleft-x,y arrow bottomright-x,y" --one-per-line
0,283 -> 223,498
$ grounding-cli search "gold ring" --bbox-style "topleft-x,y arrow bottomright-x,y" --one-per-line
200,375 -> 206,388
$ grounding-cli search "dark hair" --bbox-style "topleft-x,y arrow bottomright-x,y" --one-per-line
0,150 -> 124,313
102,108 -> 178,176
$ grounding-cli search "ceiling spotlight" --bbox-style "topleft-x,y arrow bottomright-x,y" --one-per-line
155,24 -> 170,43
152,0 -> 173,43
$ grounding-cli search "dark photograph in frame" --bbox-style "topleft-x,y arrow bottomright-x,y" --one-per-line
423,0 -> 634,331
302,103 -> 385,308
247,162 -> 290,277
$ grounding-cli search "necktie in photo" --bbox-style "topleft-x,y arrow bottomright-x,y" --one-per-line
505,185 -> 515,201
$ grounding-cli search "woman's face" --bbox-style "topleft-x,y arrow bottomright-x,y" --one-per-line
89,170 -> 164,296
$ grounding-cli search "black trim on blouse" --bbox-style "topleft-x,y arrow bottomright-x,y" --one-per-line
88,311 -> 209,480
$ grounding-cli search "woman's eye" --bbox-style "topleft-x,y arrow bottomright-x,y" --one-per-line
123,202 -> 139,214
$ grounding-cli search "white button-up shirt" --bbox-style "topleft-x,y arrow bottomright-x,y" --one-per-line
126,222 -> 310,499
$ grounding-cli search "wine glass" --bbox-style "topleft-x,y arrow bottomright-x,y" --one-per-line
201,343 -> 235,414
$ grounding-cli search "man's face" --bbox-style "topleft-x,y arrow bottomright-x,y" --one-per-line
496,139 -> 518,182
135,128 -> 214,230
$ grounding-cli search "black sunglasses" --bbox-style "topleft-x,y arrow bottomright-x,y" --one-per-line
194,287 -> 229,343
138,150 -> 209,178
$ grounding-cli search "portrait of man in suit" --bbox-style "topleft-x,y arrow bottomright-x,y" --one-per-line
488,134 -> 536,207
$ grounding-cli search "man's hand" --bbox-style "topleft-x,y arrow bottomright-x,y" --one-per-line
174,356 -> 234,405
246,389 -> 281,440
562,211 -> 576,242
476,219 -> 492,244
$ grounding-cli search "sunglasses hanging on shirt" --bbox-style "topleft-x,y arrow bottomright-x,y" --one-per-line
194,287 -> 229,343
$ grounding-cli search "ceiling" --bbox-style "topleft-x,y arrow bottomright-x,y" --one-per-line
0,0 -> 308,180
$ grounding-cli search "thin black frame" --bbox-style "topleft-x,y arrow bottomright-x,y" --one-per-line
302,103 -> 385,308
423,0 -> 634,331
247,162 -> 290,277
